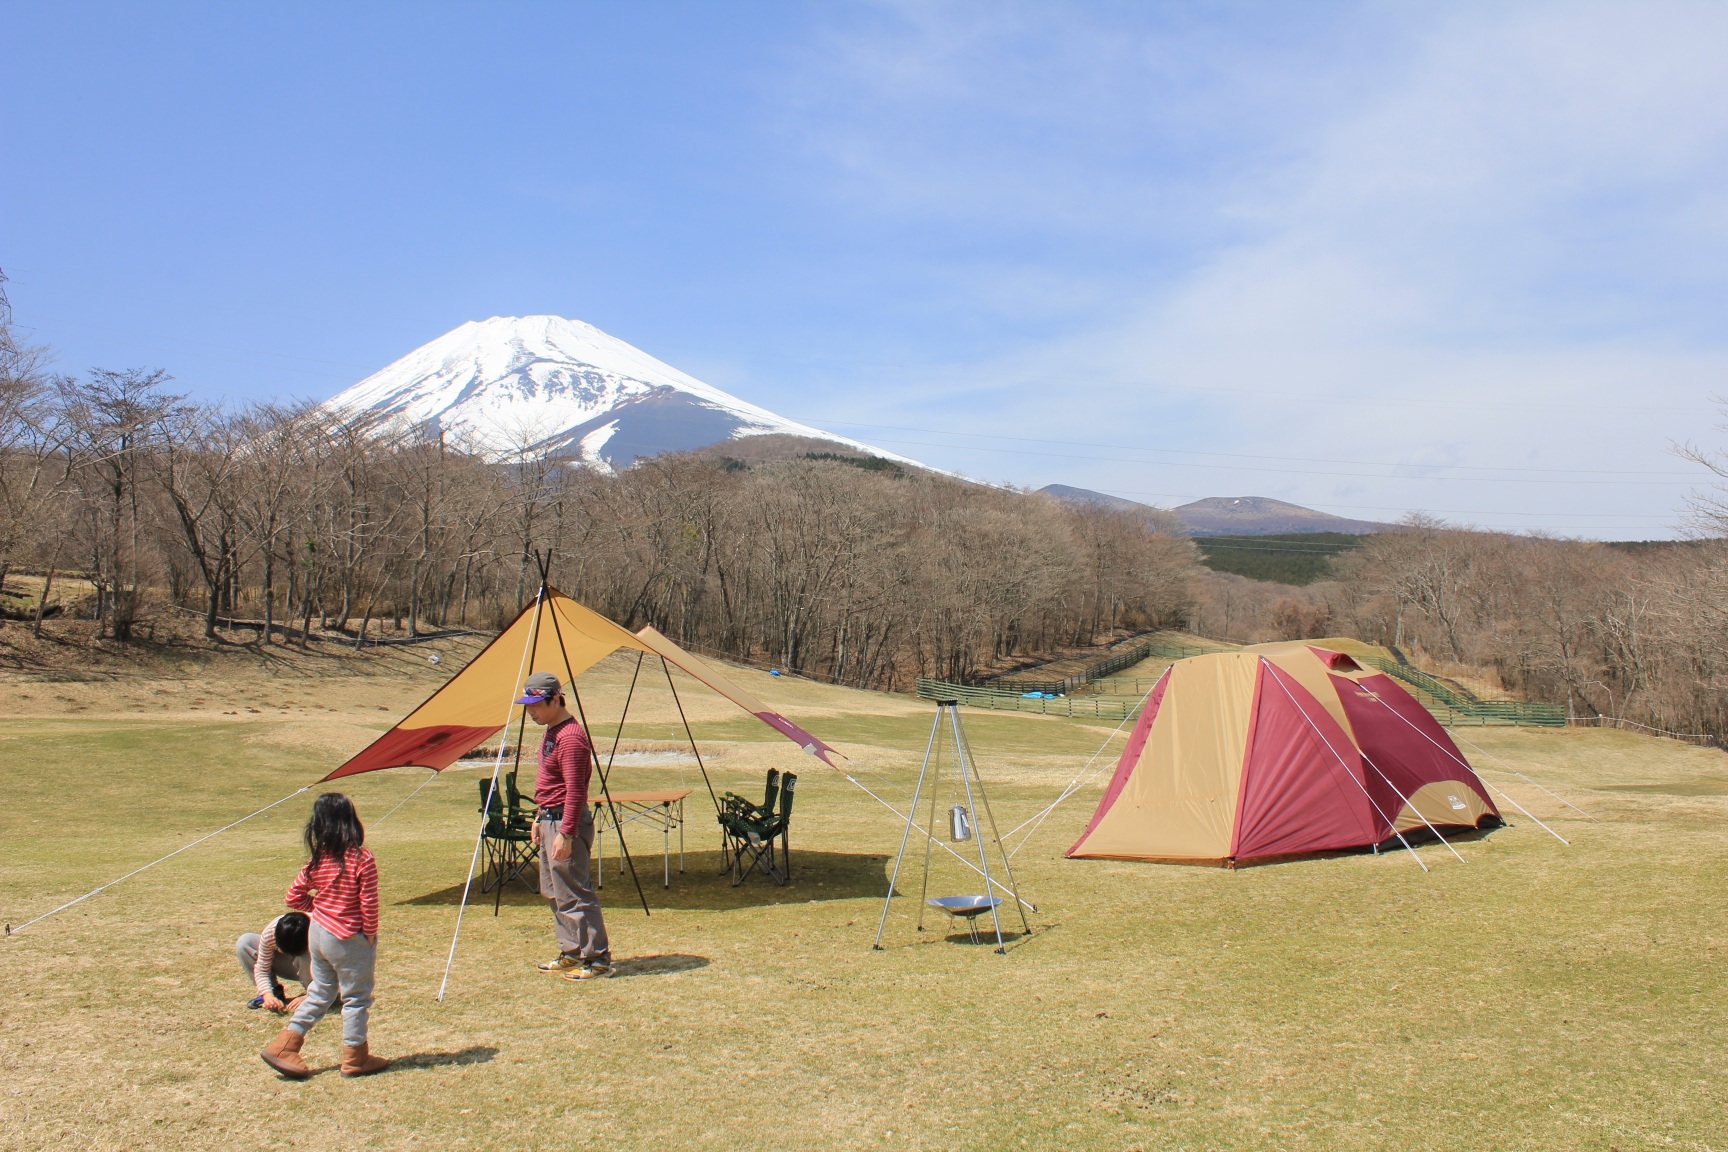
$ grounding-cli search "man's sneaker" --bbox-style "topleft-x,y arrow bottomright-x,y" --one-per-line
537,954 -> 582,973
247,994 -> 265,1010
562,960 -> 615,981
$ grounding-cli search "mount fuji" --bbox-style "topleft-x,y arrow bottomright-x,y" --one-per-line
325,315 -> 921,471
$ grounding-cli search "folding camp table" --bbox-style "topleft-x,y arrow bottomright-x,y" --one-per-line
592,789 -> 690,889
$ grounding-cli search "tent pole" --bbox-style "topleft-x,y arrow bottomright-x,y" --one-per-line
437,581 -> 547,1000
1261,662 -> 1430,873
873,706 -> 944,949
662,657 -> 722,819
954,705 -> 1032,938
540,578 -> 651,918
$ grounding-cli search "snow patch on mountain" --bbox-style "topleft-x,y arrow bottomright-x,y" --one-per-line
325,315 -> 920,471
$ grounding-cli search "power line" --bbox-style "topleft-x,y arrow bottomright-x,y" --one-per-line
797,418 -> 1699,478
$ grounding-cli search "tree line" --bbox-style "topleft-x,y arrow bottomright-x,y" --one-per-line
1189,516 -> 1728,738
6,293 -> 1722,732
0,352 -> 1199,688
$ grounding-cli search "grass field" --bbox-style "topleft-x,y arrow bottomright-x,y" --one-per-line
2,646 -> 1726,1151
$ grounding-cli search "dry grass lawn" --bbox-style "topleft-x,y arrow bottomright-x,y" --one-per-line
2,643 -> 1726,1150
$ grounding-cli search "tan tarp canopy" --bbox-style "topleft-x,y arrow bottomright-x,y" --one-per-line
323,586 -> 838,781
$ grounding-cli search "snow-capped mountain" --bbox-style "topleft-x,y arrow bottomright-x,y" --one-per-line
326,315 -> 920,470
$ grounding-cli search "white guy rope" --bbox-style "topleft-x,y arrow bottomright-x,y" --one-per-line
1446,730 -> 1598,822
845,772 -> 1037,913
437,589 -> 545,1002
5,784 -> 312,938
1003,673 -> 1162,860
1355,692 -> 1570,846
370,768 -> 440,828
1261,664 -> 1429,873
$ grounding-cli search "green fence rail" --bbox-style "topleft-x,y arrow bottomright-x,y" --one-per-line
1355,655 -> 1566,727
938,632 -> 1566,728
914,679 -> 1143,721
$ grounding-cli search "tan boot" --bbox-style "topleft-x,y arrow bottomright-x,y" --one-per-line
340,1041 -> 390,1077
260,1028 -> 312,1080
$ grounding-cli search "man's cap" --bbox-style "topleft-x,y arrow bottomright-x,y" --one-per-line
516,672 -> 561,704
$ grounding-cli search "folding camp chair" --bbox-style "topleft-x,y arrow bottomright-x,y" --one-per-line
504,769 -> 537,834
719,771 -> 796,886
477,777 -> 538,914
717,768 -> 777,874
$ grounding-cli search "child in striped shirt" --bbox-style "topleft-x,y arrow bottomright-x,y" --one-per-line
260,793 -> 390,1080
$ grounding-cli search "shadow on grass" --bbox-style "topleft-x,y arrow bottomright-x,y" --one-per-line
397,850 -> 891,911
390,1046 -> 499,1071
613,953 -> 709,978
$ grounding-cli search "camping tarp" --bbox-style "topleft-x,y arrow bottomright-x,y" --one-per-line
322,588 -> 838,781
1067,643 -> 1499,865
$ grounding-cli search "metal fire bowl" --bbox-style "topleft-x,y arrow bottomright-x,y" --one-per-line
927,895 -> 1003,919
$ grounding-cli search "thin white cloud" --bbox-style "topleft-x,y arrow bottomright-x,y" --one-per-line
785,2 -> 1728,536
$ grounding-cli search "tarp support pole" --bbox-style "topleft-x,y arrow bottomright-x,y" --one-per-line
537,562 -> 651,919
662,657 -> 722,820
437,581 -> 546,1001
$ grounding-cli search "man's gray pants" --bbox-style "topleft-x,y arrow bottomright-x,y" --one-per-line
538,810 -> 610,962
287,922 -> 376,1046
235,933 -> 312,992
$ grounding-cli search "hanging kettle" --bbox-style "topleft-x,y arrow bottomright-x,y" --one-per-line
949,804 -> 973,842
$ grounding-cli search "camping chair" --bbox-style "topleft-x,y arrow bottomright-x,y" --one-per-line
477,777 -> 538,914
720,771 -> 796,886
718,768 -> 777,868
503,769 -> 537,834
717,768 -> 777,874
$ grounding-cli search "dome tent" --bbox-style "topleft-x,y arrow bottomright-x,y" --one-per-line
1067,642 -> 1500,866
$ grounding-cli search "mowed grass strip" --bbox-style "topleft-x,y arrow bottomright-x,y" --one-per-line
1,664 -> 1725,1151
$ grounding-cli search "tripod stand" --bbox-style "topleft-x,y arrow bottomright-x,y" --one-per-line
872,699 -> 1031,954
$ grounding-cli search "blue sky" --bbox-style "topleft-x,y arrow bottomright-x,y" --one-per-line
4,1 -> 1727,537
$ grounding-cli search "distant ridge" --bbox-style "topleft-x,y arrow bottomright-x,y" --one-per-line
1039,485 -> 1391,536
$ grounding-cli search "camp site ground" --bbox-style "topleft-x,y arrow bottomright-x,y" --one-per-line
2,640 -> 1726,1151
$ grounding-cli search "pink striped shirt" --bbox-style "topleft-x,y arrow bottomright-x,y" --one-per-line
252,915 -> 295,996
284,847 -> 379,939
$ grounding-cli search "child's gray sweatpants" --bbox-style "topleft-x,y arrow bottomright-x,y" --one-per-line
287,922 -> 376,1046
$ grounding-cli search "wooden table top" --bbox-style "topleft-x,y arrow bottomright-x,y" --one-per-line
593,789 -> 692,805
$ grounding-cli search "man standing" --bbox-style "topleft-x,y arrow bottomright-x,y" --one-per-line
518,672 -> 613,980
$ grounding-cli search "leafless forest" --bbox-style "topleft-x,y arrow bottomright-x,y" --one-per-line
0,357 -> 1196,688
4,309 -> 1725,734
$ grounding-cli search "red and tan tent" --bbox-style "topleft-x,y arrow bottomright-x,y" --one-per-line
1067,642 -> 1499,866
323,585 -> 838,782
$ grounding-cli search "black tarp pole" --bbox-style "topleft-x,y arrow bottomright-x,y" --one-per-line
535,551 -> 651,917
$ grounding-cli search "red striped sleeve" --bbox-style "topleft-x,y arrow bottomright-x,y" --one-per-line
283,848 -> 379,939
358,850 -> 379,939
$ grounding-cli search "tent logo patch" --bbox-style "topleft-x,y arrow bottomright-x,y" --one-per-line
1448,794 -> 1467,810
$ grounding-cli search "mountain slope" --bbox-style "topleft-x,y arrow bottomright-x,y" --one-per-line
326,315 -> 922,470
